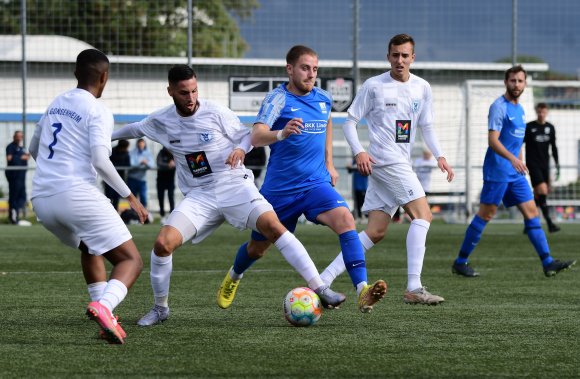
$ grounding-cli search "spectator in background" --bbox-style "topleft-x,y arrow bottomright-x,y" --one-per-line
156,146 -> 176,224
524,103 -> 560,233
347,157 -> 368,222
128,138 -> 154,210
243,146 -> 266,187
413,148 -> 438,193
5,130 -> 30,225
104,139 -> 131,212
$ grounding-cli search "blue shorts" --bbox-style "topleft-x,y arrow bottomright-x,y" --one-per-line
480,176 -> 533,208
252,182 -> 349,241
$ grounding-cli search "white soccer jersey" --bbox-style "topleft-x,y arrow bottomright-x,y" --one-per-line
32,88 -> 114,199
348,72 -> 436,167
113,99 -> 253,206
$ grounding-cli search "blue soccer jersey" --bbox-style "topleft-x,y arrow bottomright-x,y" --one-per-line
483,95 -> 526,182
257,83 -> 332,196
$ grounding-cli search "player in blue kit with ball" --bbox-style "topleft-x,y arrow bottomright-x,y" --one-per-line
452,65 -> 576,278
217,45 -> 387,312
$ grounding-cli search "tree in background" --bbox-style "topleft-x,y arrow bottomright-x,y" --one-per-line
0,0 -> 259,58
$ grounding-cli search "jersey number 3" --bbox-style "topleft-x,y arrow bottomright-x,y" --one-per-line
48,122 -> 63,159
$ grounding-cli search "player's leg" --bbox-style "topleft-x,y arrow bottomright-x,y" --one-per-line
138,212 -> 195,326
219,194 -> 345,309
401,197 -> 444,305
320,210 -> 390,286
452,180 -> 506,277
534,177 -> 559,232
513,179 -> 575,276
80,242 -> 108,302
313,184 -> 386,312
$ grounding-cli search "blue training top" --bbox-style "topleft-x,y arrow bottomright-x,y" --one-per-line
483,95 -> 527,182
257,83 -> 332,196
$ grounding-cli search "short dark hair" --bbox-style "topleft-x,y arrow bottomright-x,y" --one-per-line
286,45 -> 318,66
168,64 -> 197,86
75,49 -> 109,84
535,102 -> 549,110
504,65 -> 527,81
388,34 -> 415,54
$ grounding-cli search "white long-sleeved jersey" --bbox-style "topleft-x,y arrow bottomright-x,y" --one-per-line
346,72 -> 443,166
112,99 -> 253,206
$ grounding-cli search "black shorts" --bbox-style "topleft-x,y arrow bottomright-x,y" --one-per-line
528,165 -> 549,187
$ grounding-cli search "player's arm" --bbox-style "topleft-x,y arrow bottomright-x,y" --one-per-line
28,123 -> 42,160
91,145 -> 148,223
325,117 -> 339,186
421,123 -> 454,182
112,122 -> 145,141
251,118 -> 304,147
551,125 -> 560,179
488,130 -> 527,174
342,115 -> 374,176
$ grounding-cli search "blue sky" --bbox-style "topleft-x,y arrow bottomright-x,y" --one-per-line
237,0 -> 580,75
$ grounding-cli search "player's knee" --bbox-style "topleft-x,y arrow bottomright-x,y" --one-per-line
330,208 -> 356,233
366,228 -> 386,244
153,237 -> 174,257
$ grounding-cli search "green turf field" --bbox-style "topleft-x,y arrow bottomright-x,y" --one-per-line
0,222 -> 578,378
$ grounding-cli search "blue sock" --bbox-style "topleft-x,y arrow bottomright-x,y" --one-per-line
232,242 -> 257,275
524,217 -> 553,267
455,215 -> 488,264
339,230 -> 367,288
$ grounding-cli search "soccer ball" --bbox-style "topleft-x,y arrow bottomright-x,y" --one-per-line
283,287 -> 322,327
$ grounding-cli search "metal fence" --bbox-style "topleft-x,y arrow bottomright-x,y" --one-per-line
2,0 -> 580,223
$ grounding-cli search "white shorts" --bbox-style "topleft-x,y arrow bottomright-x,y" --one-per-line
166,179 -> 273,245
32,184 -> 132,255
362,163 -> 426,217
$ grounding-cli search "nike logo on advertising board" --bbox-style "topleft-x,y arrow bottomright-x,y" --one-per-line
238,82 -> 262,92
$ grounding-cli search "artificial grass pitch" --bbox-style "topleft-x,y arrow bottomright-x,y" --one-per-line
0,222 -> 578,377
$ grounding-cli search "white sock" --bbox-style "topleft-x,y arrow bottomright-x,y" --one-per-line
230,269 -> 243,281
407,219 -> 430,291
99,279 -> 128,313
356,281 -> 368,295
320,231 -> 375,286
274,231 -> 324,290
87,281 -> 107,302
150,250 -> 172,307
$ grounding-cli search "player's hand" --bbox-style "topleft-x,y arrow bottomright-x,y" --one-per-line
510,157 -> 528,175
327,164 -> 339,186
225,148 -> 246,169
437,157 -> 454,182
281,118 -> 304,139
127,194 -> 148,224
355,152 -> 375,176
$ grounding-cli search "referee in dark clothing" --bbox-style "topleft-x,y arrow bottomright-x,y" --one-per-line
524,103 -> 560,233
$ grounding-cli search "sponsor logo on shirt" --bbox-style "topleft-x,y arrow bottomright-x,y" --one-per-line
185,151 -> 213,177
302,120 -> 327,134
396,119 -> 411,143
385,103 -> 397,107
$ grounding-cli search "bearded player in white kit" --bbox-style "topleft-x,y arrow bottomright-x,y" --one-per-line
112,65 -> 345,326
319,34 -> 454,305
29,49 -> 148,344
